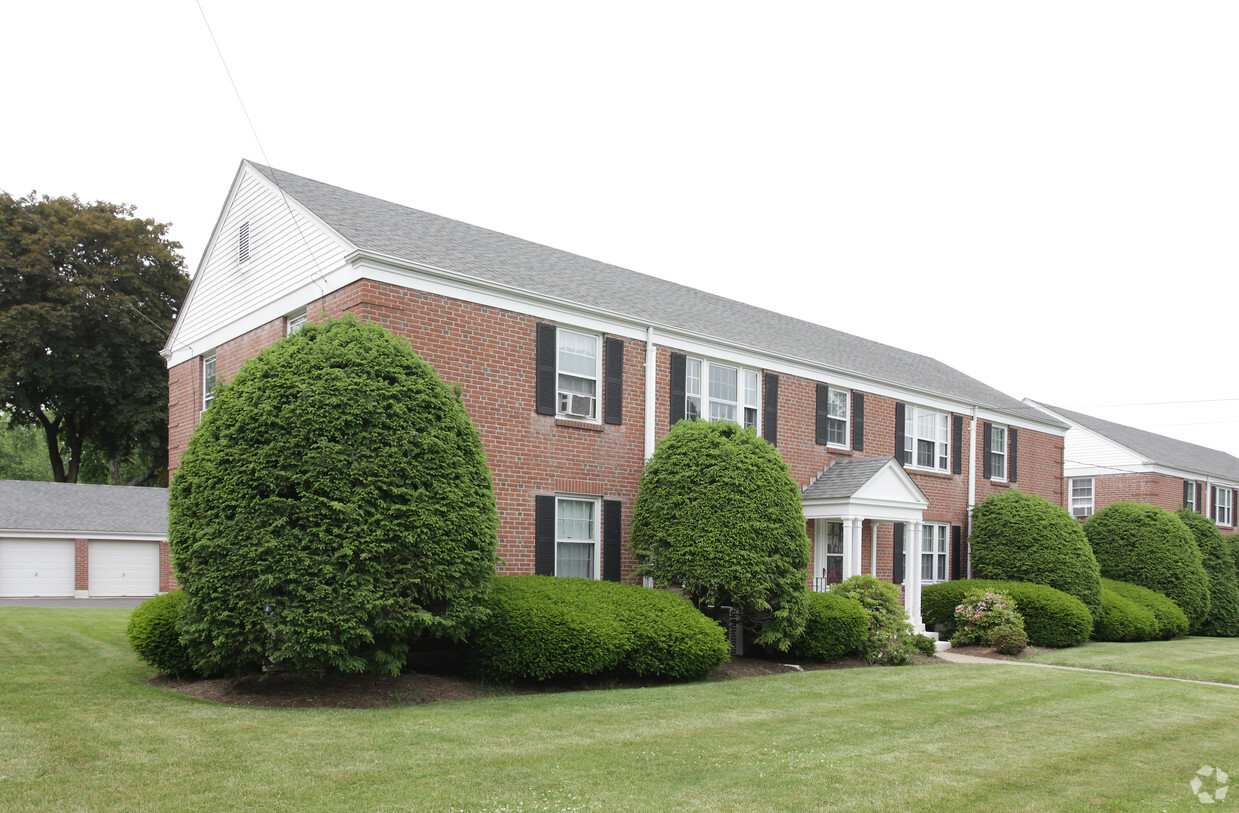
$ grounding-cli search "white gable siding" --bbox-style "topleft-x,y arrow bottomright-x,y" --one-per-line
1063,426 -> 1143,477
167,167 -> 351,361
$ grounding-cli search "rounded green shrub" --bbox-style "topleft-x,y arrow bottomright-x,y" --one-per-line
169,317 -> 499,678
786,591 -> 868,663
469,576 -> 729,682
1093,582 -> 1160,642
1103,578 -> 1189,639
950,589 -> 1025,648
631,420 -> 809,651
126,590 -> 196,678
922,579 -> 1092,647
969,490 -> 1102,618
990,623 -> 1028,656
1084,502 -> 1210,630
830,575 -> 917,665
1177,509 -> 1239,637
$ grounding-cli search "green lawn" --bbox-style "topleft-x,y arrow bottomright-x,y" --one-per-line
1026,637 -> 1239,684
3,609 -> 1238,812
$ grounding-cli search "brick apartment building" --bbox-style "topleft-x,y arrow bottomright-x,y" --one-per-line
1027,401 -> 1239,534
161,161 -> 1070,620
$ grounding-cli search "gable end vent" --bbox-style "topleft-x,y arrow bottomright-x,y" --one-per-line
239,221 -> 251,263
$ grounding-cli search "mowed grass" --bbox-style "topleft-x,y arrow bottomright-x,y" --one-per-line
1027,637 -> 1239,684
3,609 -> 1238,812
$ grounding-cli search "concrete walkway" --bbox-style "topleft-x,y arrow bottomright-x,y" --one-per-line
0,597 -> 146,608
936,648 -> 1239,689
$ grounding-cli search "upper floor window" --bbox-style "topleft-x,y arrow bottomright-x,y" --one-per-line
921,523 -> 949,583
1070,477 -> 1094,518
202,354 -> 217,412
989,424 -> 1007,481
287,312 -> 307,335
685,357 -> 760,430
904,406 -> 949,472
556,328 -> 600,421
1185,481 -> 1199,513
556,496 -> 599,579
825,387 -> 849,447
1212,486 -> 1233,527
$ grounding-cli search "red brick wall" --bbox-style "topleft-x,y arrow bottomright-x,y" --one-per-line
167,277 -> 1068,583
1076,472 -> 1239,535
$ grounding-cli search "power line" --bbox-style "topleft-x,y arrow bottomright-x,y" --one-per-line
1078,397 -> 1239,408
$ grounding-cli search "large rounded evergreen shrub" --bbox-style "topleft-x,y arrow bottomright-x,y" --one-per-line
631,420 -> 809,650
969,490 -> 1102,618
1177,509 -> 1239,637
126,590 -> 197,678
786,591 -> 868,663
169,317 -> 499,678
468,576 -> 729,682
921,579 -> 1092,647
1083,502 -> 1210,630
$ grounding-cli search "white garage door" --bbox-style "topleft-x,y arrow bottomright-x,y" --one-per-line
88,541 -> 159,597
0,539 -> 76,597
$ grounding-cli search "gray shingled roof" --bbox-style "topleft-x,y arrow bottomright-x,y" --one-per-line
249,163 -> 1062,424
1034,402 -> 1239,482
801,457 -> 896,500
0,480 -> 168,536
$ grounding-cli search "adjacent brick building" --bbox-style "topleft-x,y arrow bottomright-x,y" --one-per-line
1027,401 -> 1239,535
162,161 -> 1070,621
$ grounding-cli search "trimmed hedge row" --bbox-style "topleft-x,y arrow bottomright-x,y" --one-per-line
1177,509 -> 1239,637
786,591 -> 868,663
127,590 -> 197,678
1093,582 -> 1161,642
921,579 -> 1092,648
468,576 -> 729,682
1103,578 -> 1188,640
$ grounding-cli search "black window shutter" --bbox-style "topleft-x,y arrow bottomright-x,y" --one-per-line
602,499 -> 622,581
852,392 -> 865,451
535,323 -> 557,416
1008,428 -> 1018,482
604,336 -> 624,425
894,402 -> 906,465
1233,490 -> 1238,523
534,495 -> 556,576
952,415 -> 963,475
1184,480 -> 1192,510
1211,487 -> 1217,521
669,353 -> 686,426
815,383 -> 830,445
892,524 -> 905,585
982,422 -> 993,479
950,525 -> 963,581
763,373 -> 779,445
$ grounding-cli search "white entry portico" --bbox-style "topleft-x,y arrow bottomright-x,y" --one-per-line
801,457 -> 931,626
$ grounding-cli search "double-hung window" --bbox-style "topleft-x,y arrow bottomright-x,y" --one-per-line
287,312 -> 307,335
921,523 -> 949,583
989,424 -> 1007,481
1185,482 -> 1199,513
685,357 -> 760,430
1070,478 -> 1094,518
202,354 -> 217,412
826,387 -> 849,447
556,329 -> 600,421
905,406 -> 950,472
556,496 -> 599,578
1213,487 -> 1233,527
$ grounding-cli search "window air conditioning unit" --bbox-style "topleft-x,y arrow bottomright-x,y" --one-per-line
559,392 -> 595,418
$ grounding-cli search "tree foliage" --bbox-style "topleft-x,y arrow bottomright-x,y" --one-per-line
1083,502 -> 1211,630
0,193 -> 188,484
631,420 -> 810,650
1176,509 -> 1239,637
169,317 -> 499,678
969,489 -> 1102,618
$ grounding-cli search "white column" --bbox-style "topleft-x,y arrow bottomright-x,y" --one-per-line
870,522 -> 878,576
908,520 -> 924,632
841,517 -> 856,578
850,517 -> 864,579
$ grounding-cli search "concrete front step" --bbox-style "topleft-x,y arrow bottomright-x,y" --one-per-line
916,629 -> 952,651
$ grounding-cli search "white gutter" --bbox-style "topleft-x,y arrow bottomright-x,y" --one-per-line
644,326 -> 658,461
967,406 -> 978,578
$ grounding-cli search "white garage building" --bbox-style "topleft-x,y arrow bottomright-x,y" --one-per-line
0,480 -> 169,598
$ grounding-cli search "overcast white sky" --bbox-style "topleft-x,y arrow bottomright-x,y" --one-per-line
5,2 -> 1238,457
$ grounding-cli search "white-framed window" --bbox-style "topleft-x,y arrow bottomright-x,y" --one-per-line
556,496 -> 599,579
821,521 -> 843,586
1212,487 -> 1233,527
202,354 -> 217,412
287,311 -> 307,335
990,424 -> 1007,481
685,357 -> 760,430
1070,477 -> 1094,518
904,406 -> 950,472
921,523 -> 949,583
556,328 -> 600,421
1185,481 -> 1199,513
826,387 -> 849,447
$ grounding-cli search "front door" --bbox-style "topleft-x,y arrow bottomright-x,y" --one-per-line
813,521 -> 844,591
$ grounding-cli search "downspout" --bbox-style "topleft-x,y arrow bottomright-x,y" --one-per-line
643,326 -> 657,461
967,407 -> 978,579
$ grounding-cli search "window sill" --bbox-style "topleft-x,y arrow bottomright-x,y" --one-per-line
904,466 -> 954,480
555,417 -> 604,432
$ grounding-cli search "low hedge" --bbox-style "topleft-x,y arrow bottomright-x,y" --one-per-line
921,579 -> 1092,648
1103,578 -> 1188,640
1093,582 -> 1161,642
786,591 -> 868,663
126,590 -> 197,678
467,576 -> 729,682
